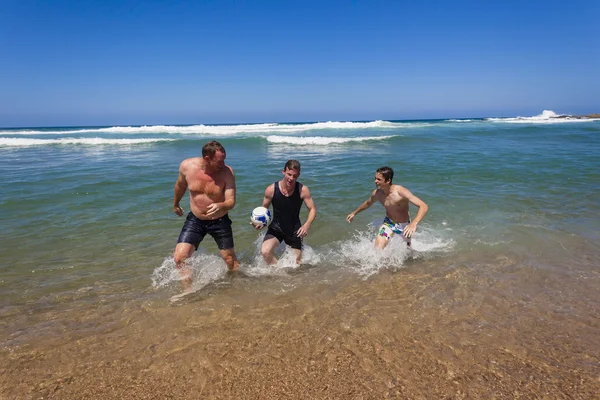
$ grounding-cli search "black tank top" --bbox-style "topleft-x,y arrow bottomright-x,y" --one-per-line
271,181 -> 303,233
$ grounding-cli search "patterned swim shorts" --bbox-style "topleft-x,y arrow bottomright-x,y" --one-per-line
378,216 -> 411,243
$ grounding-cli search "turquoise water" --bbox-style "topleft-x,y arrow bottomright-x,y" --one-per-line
1,112 -> 599,324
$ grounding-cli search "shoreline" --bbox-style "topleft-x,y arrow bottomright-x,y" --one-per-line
2,264 -> 599,399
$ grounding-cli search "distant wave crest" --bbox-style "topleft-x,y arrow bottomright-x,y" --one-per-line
266,135 -> 395,145
0,138 -> 175,147
0,120 -> 401,136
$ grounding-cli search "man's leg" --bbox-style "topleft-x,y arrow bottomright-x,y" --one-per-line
375,224 -> 392,249
173,242 -> 196,292
208,215 -> 238,271
292,248 -> 302,264
219,248 -> 239,271
374,235 -> 389,249
261,235 -> 280,265
286,234 -> 304,264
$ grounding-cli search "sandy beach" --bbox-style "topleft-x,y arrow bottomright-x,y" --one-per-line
3,256 -> 599,399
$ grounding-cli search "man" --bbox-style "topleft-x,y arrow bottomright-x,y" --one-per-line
253,160 -> 317,264
346,166 -> 428,249
173,140 -> 239,293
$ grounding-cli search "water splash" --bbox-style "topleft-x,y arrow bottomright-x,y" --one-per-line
151,252 -> 228,292
323,225 -> 454,277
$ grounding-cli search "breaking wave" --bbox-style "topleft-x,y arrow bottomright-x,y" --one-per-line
0,120 -> 402,136
266,135 -> 395,145
0,138 -> 175,147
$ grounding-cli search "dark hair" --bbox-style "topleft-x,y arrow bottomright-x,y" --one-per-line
202,141 -> 226,158
284,159 -> 301,172
376,166 -> 394,183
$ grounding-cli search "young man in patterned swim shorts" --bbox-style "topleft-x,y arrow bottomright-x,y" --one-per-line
346,166 -> 428,249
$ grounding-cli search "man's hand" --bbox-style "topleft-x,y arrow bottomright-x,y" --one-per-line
250,222 -> 265,230
206,203 -> 221,216
296,224 -> 310,238
174,204 -> 184,216
403,222 -> 418,238
346,213 -> 355,223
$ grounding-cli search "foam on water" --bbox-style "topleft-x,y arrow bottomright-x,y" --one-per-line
323,225 -> 454,277
0,137 -> 175,147
2,112 -> 596,140
151,253 -> 228,293
237,232 -> 299,278
152,233 -> 323,295
242,246 -> 321,278
150,224 -> 452,292
266,135 -> 395,145
0,120 -> 404,136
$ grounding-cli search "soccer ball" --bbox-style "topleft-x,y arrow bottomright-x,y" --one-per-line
250,206 -> 272,228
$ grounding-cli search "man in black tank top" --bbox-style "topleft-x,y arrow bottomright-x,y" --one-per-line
253,160 -> 317,264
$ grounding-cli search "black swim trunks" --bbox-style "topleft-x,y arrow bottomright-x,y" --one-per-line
177,212 -> 234,250
266,221 -> 302,250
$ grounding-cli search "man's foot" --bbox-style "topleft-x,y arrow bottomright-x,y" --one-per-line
227,261 -> 240,272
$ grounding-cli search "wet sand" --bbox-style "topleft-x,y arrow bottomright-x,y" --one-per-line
2,256 -> 599,399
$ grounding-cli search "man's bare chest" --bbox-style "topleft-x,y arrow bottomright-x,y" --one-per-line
379,193 -> 407,208
188,173 -> 224,196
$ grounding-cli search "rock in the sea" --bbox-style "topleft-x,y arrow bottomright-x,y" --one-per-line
554,113 -> 600,119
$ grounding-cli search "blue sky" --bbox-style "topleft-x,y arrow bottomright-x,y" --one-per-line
1,0 -> 598,126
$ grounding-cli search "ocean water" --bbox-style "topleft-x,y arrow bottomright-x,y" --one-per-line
1,110 -> 599,397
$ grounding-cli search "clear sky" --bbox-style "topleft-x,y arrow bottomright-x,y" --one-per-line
1,0 -> 598,127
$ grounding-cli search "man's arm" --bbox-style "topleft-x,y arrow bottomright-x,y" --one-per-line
261,183 -> 274,209
206,166 -> 236,216
398,187 -> 428,238
173,162 -> 188,216
297,185 -> 316,238
346,190 -> 377,223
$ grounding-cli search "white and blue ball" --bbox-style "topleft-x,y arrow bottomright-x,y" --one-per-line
250,206 -> 272,228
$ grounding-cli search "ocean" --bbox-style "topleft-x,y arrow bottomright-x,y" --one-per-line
1,110 -> 599,398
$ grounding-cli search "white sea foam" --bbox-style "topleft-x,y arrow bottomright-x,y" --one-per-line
0,137 -> 175,147
0,120 -> 405,136
266,135 -> 395,145
324,225 -> 454,278
150,224 -> 451,300
152,253 -> 228,293
152,234 -> 322,295
487,110 -> 599,124
241,232 -> 322,277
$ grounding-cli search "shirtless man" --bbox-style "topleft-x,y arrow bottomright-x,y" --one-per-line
346,166 -> 428,248
173,141 -> 239,293
253,160 -> 317,264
